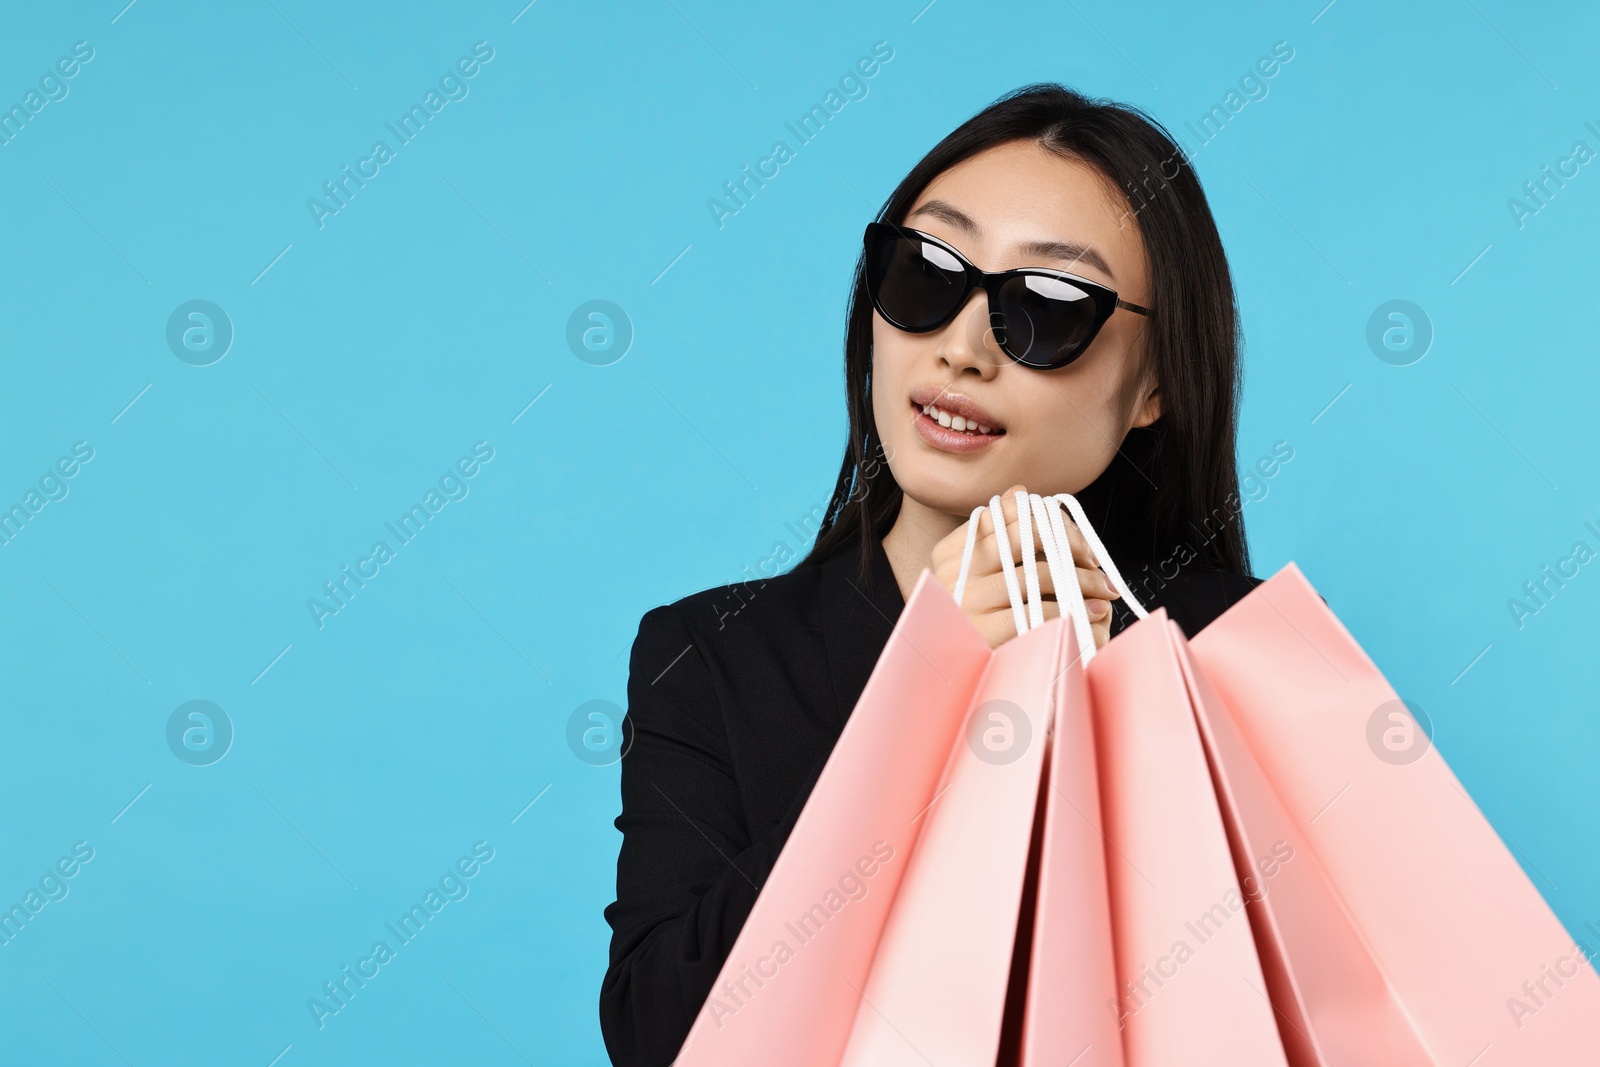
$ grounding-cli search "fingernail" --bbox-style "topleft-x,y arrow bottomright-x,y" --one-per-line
1088,599 -> 1109,618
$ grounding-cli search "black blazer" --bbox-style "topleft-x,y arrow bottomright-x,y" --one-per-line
599,535 -> 1262,1067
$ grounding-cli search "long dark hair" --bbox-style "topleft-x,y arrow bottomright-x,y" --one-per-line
800,82 -> 1250,586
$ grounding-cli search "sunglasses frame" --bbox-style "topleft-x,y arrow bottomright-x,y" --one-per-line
862,221 -> 1155,370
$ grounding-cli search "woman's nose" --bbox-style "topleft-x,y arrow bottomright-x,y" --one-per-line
934,291 -> 1004,379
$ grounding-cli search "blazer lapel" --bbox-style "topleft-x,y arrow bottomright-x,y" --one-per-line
817,537 -> 906,732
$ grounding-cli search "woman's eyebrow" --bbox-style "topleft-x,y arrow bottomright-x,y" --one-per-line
907,198 -> 1115,280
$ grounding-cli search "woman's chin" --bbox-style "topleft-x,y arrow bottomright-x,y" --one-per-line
895,469 -> 1019,517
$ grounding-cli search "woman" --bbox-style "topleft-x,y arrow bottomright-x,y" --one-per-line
599,82 -> 1261,1066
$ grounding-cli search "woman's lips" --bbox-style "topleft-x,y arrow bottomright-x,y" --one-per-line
911,399 -> 1004,453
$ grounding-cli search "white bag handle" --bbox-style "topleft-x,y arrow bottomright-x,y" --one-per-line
1030,492 -> 1098,665
956,498 -> 1020,632
981,495 -> 1029,638
951,490 -> 1151,662
1014,489 -> 1045,631
1053,493 -> 1149,621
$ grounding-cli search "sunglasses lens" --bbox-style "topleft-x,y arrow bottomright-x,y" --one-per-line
868,231 -> 968,330
997,274 -> 1100,367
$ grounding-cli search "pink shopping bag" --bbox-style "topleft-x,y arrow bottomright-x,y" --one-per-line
1088,608 -> 1290,1066
837,489 -> 1146,1066
1171,618 -> 1433,1065
838,611 -> 1071,1065
1188,563 -> 1600,1064
672,571 -> 992,1067
1015,650 -> 1125,1067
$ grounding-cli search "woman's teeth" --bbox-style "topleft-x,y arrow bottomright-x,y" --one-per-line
921,404 -> 995,435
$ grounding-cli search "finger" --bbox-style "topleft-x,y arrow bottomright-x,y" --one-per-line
961,562 -> 1115,619
932,500 -> 1011,578
993,597 -> 1111,633
966,486 -> 1025,534
968,511 -> 1025,575
1015,562 -> 1118,604
1030,599 -> 1061,625
1091,608 -> 1112,650
991,485 -> 1033,534
965,491 -> 1119,606
1044,593 -> 1113,623
961,568 -> 1034,616
997,485 -> 1027,520
971,487 -> 1045,571
1076,565 -> 1118,603
1031,599 -> 1111,658
1011,491 -> 1094,575
978,597 -> 1062,641
1040,502 -> 1120,599
1047,504 -> 1097,571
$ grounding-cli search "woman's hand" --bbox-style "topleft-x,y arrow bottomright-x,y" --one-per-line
930,485 -> 1120,650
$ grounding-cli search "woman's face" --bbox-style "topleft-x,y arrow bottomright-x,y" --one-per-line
870,139 -> 1161,519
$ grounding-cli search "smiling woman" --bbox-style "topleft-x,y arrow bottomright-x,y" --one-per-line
600,83 -> 1263,1067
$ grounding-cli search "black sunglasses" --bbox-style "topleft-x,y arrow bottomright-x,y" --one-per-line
862,221 -> 1153,370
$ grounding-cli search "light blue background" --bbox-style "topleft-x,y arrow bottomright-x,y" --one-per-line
3,1 -> 1597,1063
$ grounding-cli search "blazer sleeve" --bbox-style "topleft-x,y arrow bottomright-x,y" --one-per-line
599,603 -> 827,1067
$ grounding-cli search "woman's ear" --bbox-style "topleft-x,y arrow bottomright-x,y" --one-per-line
1131,381 -> 1162,428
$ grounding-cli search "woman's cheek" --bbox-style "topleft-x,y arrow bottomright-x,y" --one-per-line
868,331 -> 916,444
1024,400 -> 1120,492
